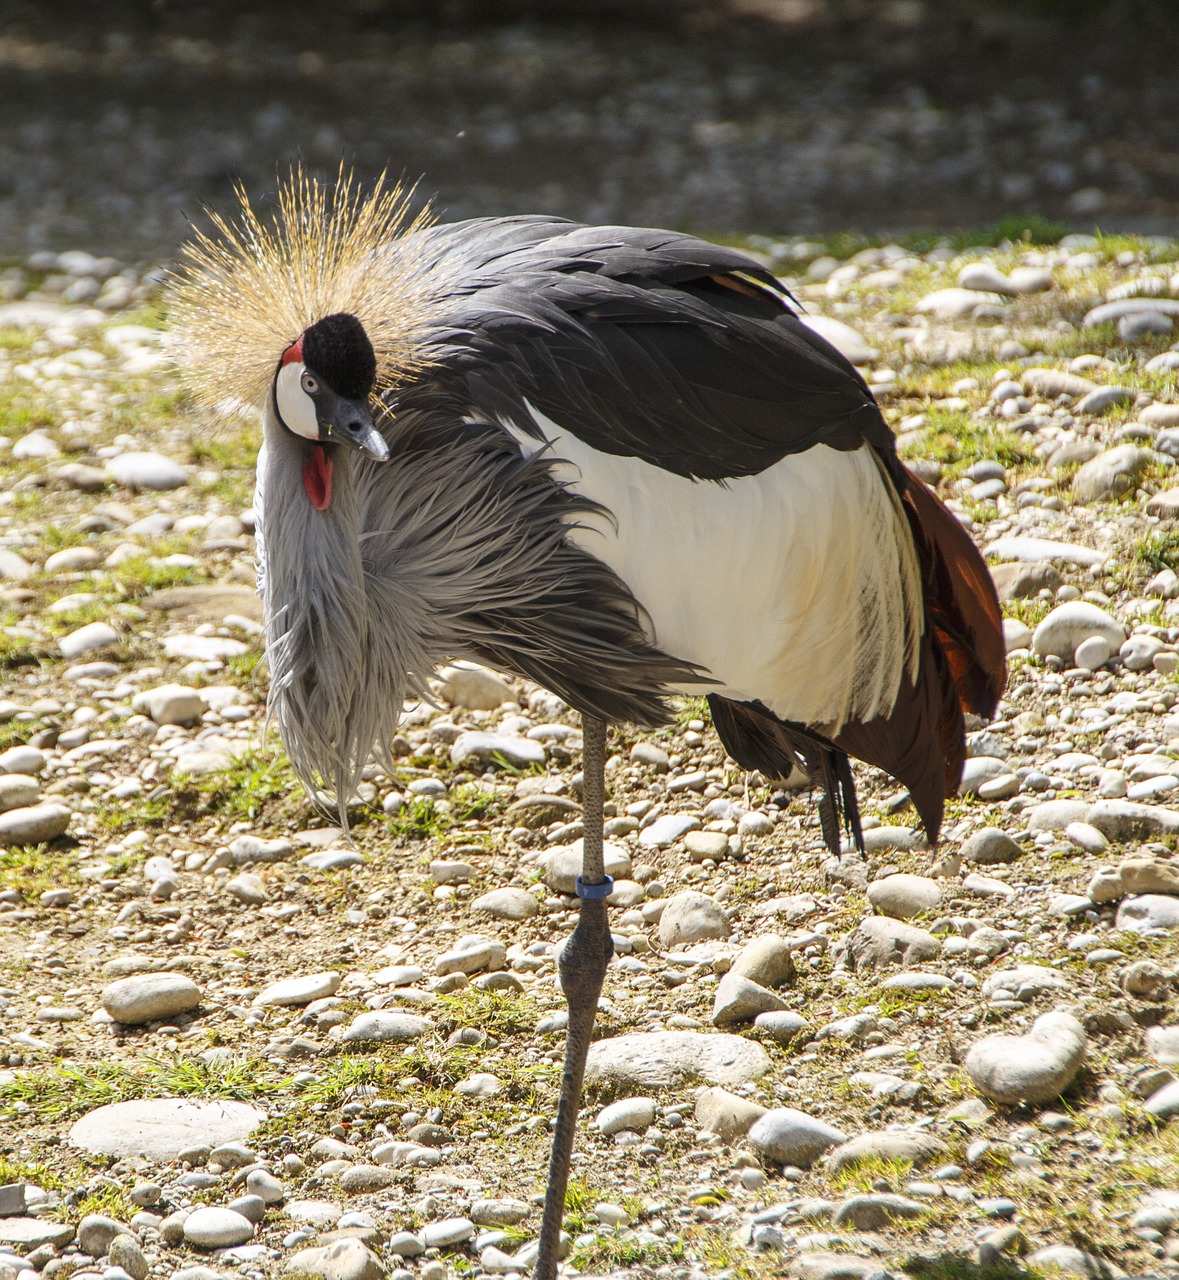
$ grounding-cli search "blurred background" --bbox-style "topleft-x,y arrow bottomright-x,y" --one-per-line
1,0 -> 1177,260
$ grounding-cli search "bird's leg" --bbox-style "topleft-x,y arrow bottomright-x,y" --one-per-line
534,713 -> 613,1280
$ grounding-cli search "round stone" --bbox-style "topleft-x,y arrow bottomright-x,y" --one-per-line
1032,602 -> 1124,664
964,1012 -> 1086,1105
0,803 -> 71,845
747,1108 -> 847,1168
252,972 -> 341,1008
866,873 -> 942,919
70,1098 -> 265,1160
182,1207 -> 255,1249
107,451 -> 189,490
595,1096 -> 656,1136
101,973 -> 201,1024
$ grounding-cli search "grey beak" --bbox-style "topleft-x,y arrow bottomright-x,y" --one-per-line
323,398 -> 390,461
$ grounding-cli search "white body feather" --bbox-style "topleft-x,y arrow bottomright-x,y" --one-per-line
510,408 -> 923,732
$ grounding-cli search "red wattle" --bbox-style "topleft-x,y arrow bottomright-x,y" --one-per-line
302,445 -> 333,511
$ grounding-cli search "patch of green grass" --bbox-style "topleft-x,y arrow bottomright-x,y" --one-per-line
448,781 -> 505,823
188,745 -> 300,825
568,1231 -> 684,1272
0,846 -> 81,899
0,1157 -> 65,1190
388,796 -> 452,841
0,1053 -> 287,1122
827,1154 -> 915,1194
60,1184 -> 136,1225
110,554 -> 208,597
437,987 -> 537,1037
0,628 -> 48,669
93,790 -> 172,835
223,649 -> 265,688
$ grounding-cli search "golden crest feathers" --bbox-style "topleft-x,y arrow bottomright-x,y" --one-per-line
166,166 -> 435,417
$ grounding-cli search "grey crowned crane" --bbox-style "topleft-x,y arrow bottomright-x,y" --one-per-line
169,170 -> 1005,1278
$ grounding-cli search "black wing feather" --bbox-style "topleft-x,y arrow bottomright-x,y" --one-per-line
394,218 -> 895,481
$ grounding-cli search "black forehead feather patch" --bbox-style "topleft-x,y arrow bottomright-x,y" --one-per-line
301,313 -> 377,400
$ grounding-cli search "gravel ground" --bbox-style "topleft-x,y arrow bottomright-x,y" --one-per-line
4,2 -> 1179,257
7,230 -> 1179,1280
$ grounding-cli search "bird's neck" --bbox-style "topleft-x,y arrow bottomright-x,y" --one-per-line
255,403 -> 400,813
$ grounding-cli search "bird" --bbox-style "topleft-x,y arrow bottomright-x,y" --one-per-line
168,168 -> 1005,1279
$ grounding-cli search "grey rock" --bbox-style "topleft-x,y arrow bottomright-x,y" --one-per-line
1072,444 -> 1150,501
1084,297 -> 1179,327
629,741 -> 671,770
712,972 -> 788,1025
1027,1246 -> 1125,1279
827,1130 -> 947,1173
1117,895 -> 1179,933
539,840 -> 631,893
59,621 -> 119,658
338,1165 -> 398,1194
131,684 -> 207,725
253,972 -> 341,1008
470,888 -> 539,921
101,973 -> 200,1024
449,732 -> 544,769
286,1240 -> 385,1280
1032,601 -> 1124,663
0,775 -> 39,813
964,1012 -> 1086,1104
985,536 -> 1104,567
419,1218 -> 474,1248
585,1032 -> 769,1091
1026,799 -> 1093,832
753,1011 -> 810,1045
694,1086 -> 768,1140
657,890 -> 730,947
0,1218 -> 73,1248
0,803 -> 70,845
790,1255 -> 880,1280
832,1194 -> 925,1229
638,812 -> 702,847
1022,368 -> 1097,399
730,934 -> 794,988
1087,800 -> 1179,841
866,873 -> 942,919
226,873 -> 266,905
437,663 -> 513,710
595,1097 -> 656,1135
469,1199 -> 530,1227
1074,386 -> 1135,417
76,1215 -> 127,1257
845,917 -> 940,969
108,1235 -> 149,1280
957,756 -> 1015,796
988,560 -> 1063,600
962,828 -> 1023,865
1146,1026 -> 1179,1064
684,829 -> 730,861
798,314 -> 876,364
981,965 -> 1069,1001
339,1012 -> 433,1045
747,1108 -> 846,1168
183,1207 -> 255,1249
107,451 -> 189,490
70,1098 -> 265,1160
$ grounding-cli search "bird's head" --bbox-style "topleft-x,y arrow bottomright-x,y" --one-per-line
273,312 -> 391,510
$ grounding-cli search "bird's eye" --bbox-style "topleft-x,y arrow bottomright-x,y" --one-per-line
301,372 -> 319,395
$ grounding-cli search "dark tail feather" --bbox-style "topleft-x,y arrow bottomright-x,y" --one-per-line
834,469 -> 1006,843
900,466 -> 1006,718
707,694 -> 864,855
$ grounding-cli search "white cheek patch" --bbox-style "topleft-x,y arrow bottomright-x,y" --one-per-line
275,362 -> 320,440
